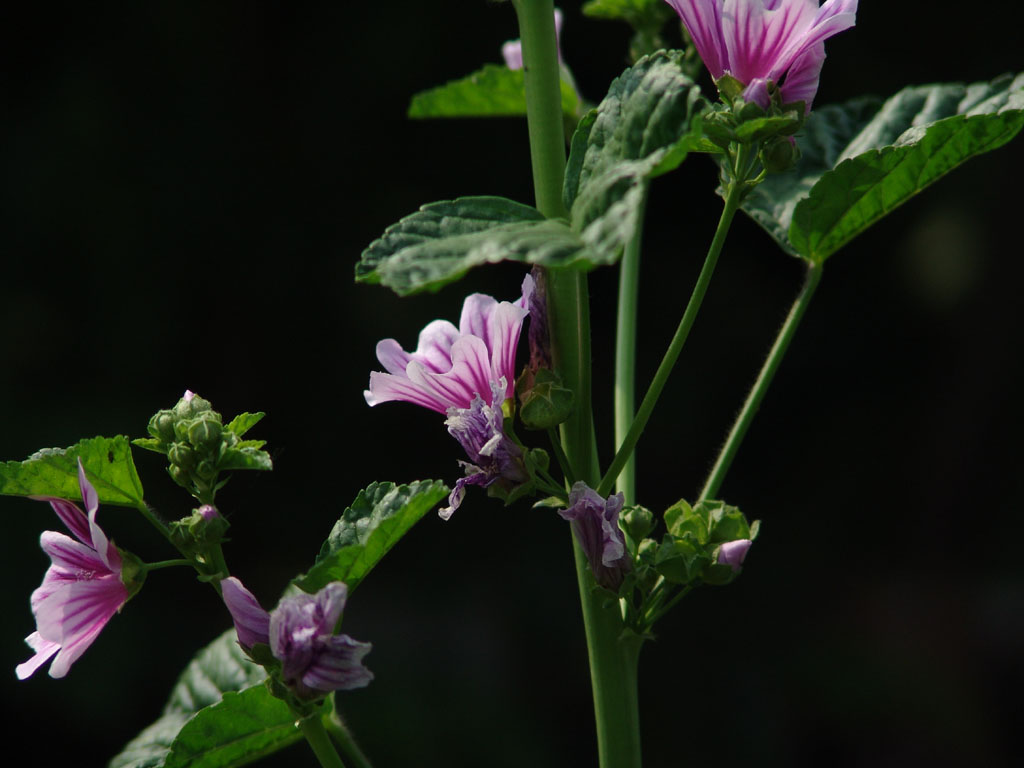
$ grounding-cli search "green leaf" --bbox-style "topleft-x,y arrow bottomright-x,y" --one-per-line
132,437 -> 166,455
225,412 -> 265,439
408,64 -> 579,119
110,629 -> 311,768
217,447 -> 273,472
743,74 -> 1024,263
583,0 -> 668,21
0,435 -> 145,508
296,480 -> 448,594
564,50 -> 704,262
355,196 -> 601,295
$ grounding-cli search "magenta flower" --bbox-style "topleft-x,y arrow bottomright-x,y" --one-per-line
16,459 -> 130,680
365,275 -> 532,414
222,577 -> 373,699
665,0 -> 858,110
558,482 -> 632,592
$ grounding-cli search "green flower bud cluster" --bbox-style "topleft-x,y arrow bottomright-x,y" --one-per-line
169,505 -> 231,562
652,499 -> 759,587
134,392 -> 272,506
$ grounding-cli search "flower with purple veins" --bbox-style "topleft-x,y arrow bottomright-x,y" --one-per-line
16,459 -> 131,680
665,0 -> 858,111
558,482 -> 632,592
365,275 -> 532,414
222,577 -> 373,699
441,380 -> 530,520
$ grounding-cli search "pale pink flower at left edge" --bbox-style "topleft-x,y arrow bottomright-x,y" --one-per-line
365,276 -> 534,518
664,0 -> 858,111
16,459 -> 131,680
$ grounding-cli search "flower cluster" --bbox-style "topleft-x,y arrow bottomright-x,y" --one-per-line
366,276 -> 534,516
222,577 -> 373,699
16,460 -> 134,680
665,0 -> 858,110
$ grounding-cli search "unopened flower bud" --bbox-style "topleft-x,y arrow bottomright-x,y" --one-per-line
167,442 -> 196,470
196,460 -> 216,480
761,135 -> 800,174
188,417 -> 223,448
622,505 -> 655,542
148,410 -> 177,443
717,539 -> 752,572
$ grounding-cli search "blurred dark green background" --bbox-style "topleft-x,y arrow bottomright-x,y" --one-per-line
2,2 -> 1022,766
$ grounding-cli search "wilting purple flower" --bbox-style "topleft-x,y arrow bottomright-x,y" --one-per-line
440,381 -> 529,520
365,276 -> 532,414
558,482 -> 631,592
717,539 -> 752,571
502,8 -> 564,70
221,577 -> 373,699
665,0 -> 858,110
16,459 -> 129,680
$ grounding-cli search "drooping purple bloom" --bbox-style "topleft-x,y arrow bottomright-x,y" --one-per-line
718,539 -> 752,571
221,578 -> 373,699
665,0 -> 858,110
558,482 -> 631,592
16,459 -> 129,680
365,276 -> 532,414
502,8 -> 564,70
440,381 -> 529,520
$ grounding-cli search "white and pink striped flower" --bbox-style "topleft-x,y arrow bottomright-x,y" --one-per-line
16,459 -> 129,680
665,0 -> 858,110
365,275 -> 533,414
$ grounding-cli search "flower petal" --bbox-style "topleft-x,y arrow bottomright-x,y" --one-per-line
221,577 -> 271,648
667,0 -> 730,79
779,41 -> 826,109
301,635 -> 374,693
39,531 -> 111,576
77,458 -> 99,517
15,632 -> 61,680
35,577 -> 126,678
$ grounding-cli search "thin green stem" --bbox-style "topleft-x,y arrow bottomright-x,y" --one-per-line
141,558 -> 191,572
299,714 -> 346,768
598,178 -> 747,498
614,188 -> 647,504
700,261 -> 823,500
547,427 -> 576,486
325,710 -> 374,768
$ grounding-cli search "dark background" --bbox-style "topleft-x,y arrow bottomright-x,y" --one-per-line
2,2 -> 1022,766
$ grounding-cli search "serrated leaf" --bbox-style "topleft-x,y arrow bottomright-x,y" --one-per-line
742,74 -> 1024,263
408,64 -> 579,119
564,50 -> 704,262
132,437 -> 166,455
355,196 -> 601,296
110,629 -> 307,768
0,436 -> 145,508
218,447 -> 272,472
225,412 -> 265,439
296,480 -> 448,594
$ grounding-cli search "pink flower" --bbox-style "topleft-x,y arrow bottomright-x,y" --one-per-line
718,539 -> 753,571
365,275 -> 533,413
16,459 -> 129,680
222,577 -> 373,699
665,0 -> 857,110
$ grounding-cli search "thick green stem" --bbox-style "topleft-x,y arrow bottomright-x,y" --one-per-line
514,2 -> 641,765
598,180 -> 746,498
299,715 -> 346,768
700,262 -> 823,500
614,189 -> 647,504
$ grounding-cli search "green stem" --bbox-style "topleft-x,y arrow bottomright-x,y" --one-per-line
514,3 -> 640,765
141,558 -> 191,572
299,714 -> 347,768
614,188 -> 647,504
700,261 -> 823,500
547,427 -> 576,486
325,710 -> 374,768
598,179 -> 746,498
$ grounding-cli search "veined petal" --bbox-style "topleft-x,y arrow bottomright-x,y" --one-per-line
409,335 -> 494,410
222,577 -> 271,649
36,577 -> 126,678
15,632 -> 61,680
412,320 -> 462,373
39,531 -> 111,576
314,582 -> 348,630
365,370 -> 455,413
301,635 -> 373,693
770,0 -> 856,81
779,41 -> 826,109
666,0 -> 730,79
36,497 -> 91,545
722,0 -> 818,84
77,458 -> 99,517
